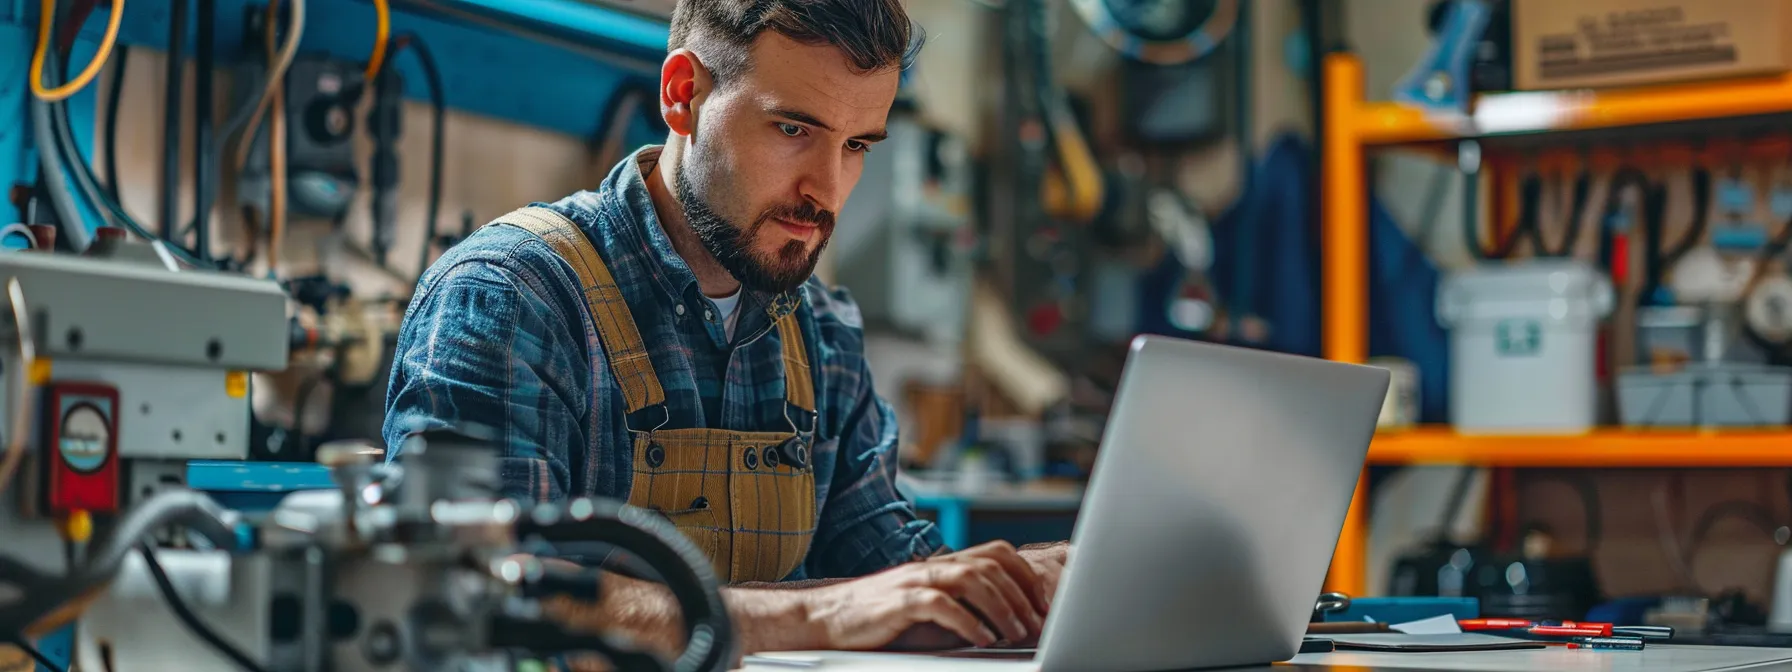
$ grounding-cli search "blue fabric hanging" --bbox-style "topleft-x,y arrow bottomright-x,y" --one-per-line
1138,132 -> 1451,422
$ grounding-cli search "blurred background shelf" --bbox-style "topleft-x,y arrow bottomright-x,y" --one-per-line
1348,72 -> 1792,146
1369,427 -> 1792,467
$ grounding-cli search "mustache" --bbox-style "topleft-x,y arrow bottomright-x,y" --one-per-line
757,201 -> 836,230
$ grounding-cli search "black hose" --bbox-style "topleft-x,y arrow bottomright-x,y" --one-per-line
103,44 -> 127,202
45,56 -> 207,266
193,0 -> 216,261
139,544 -> 270,672
1463,164 -> 1532,261
389,34 -> 446,278
161,0 -> 189,240
515,499 -> 733,672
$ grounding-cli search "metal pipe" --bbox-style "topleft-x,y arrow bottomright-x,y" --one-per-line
194,0 -> 215,261
161,0 -> 189,241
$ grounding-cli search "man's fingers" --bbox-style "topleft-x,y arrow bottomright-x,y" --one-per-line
915,589 -> 999,648
951,567 -> 1029,643
963,542 -> 1050,614
971,558 -> 1044,634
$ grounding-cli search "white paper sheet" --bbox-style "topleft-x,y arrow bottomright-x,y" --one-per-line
1389,614 -> 1466,635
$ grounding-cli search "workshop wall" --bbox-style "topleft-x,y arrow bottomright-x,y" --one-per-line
95,46 -> 597,433
100,49 -> 594,294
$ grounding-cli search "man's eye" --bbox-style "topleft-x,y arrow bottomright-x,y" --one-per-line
777,123 -> 804,137
846,140 -> 870,154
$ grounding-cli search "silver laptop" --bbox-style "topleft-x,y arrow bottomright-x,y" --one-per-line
744,335 -> 1387,671
869,335 -> 1389,672
1023,335 -> 1388,671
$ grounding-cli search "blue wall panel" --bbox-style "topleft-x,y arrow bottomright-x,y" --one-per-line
0,0 -> 669,141
0,0 -> 671,233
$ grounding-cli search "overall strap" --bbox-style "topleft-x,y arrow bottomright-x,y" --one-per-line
774,309 -> 816,419
493,206 -> 665,416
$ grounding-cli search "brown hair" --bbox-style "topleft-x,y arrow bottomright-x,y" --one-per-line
668,0 -> 923,87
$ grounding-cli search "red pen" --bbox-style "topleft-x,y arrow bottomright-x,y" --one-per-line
1458,619 -> 1612,637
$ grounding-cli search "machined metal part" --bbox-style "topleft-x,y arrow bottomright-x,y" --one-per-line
0,244 -> 289,370
253,428 -> 526,670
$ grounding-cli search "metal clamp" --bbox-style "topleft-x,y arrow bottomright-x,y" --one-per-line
1314,592 -> 1351,617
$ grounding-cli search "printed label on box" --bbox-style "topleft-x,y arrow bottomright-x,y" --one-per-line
1536,7 -> 1737,80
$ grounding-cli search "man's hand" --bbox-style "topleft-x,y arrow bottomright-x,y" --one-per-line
1017,541 -> 1069,607
800,541 -> 1049,650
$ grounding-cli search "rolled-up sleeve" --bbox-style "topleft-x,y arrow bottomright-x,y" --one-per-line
382,258 -> 587,502
805,359 -> 946,578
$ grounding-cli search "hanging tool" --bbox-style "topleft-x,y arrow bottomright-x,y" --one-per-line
1598,167 -> 1649,284
1394,0 -> 1495,113
1643,166 -> 1711,305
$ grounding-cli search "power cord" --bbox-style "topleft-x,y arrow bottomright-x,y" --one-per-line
28,0 -> 125,102
138,544 -> 270,672
42,52 -> 207,266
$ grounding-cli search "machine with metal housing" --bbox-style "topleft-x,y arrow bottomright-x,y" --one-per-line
0,238 -> 735,672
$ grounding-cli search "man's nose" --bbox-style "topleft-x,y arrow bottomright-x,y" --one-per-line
797,150 -> 847,212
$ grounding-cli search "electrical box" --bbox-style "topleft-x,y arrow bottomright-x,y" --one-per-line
283,56 -> 366,219
831,114 -> 976,344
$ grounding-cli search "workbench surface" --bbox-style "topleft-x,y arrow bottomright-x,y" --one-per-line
740,644 -> 1792,671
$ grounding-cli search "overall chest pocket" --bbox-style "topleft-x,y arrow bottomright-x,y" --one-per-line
627,428 -> 816,583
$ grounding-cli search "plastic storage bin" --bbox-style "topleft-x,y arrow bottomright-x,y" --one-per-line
1617,363 -> 1792,427
1437,261 -> 1613,434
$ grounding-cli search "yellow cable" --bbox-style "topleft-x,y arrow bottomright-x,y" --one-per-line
29,0 -> 126,102
364,0 -> 390,83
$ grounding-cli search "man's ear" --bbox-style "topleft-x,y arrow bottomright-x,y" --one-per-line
660,49 -> 707,136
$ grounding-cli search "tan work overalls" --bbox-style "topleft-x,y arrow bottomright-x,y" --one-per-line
496,206 -> 818,584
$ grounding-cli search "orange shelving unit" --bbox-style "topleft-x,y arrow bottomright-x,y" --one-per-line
1371,428 -> 1792,468
1319,51 -> 1792,596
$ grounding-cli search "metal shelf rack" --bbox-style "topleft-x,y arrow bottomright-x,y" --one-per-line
1319,51 -> 1792,596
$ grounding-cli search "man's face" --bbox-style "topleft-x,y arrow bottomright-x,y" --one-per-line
675,33 -> 900,294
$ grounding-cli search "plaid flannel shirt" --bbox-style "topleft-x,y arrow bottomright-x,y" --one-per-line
382,147 -> 944,580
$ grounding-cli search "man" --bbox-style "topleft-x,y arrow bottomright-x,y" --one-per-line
384,0 -> 1069,657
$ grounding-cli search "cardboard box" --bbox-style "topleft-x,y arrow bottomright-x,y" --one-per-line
1511,0 -> 1792,90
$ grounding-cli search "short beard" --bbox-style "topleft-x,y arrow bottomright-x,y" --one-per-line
673,163 -> 833,295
